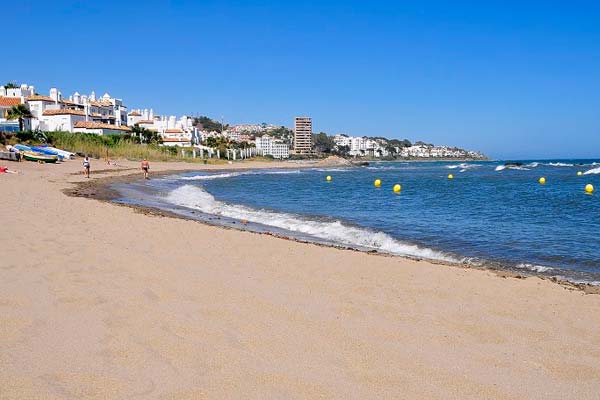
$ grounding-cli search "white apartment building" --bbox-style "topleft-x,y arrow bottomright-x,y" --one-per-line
255,134 -> 289,159
0,83 -> 35,131
271,143 -> 290,159
333,134 -> 351,147
0,83 -> 35,99
127,108 -> 197,143
333,134 -> 387,157
14,85 -> 130,134
255,134 -> 273,153
399,144 -> 480,158
400,145 -> 431,158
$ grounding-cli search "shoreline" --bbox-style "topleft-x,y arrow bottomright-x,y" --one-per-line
3,158 -> 600,399
65,165 -> 600,295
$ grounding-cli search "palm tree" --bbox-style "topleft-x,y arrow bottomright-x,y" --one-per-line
4,82 -> 18,89
6,104 -> 33,131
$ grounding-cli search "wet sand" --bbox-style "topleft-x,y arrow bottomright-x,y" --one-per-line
2,159 -> 600,399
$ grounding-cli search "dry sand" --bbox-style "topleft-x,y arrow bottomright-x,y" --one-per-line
1,158 -> 600,399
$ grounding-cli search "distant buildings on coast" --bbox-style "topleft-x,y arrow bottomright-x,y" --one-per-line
0,81 -> 485,160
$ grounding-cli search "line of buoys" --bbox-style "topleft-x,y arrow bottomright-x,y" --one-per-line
585,184 -> 594,194
323,175 -> 595,196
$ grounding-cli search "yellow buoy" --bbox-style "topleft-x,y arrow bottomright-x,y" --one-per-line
447,174 -> 453,180
538,177 -> 546,184
577,171 -> 583,176
585,184 -> 594,194
374,179 -> 381,188
393,184 -> 401,193
326,175 -> 332,182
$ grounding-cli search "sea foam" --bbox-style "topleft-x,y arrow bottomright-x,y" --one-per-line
495,165 -> 530,171
515,263 -> 553,273
583,166 -> 600,175
165,185 -> 457,262
547,162 -> 574,167
180,170 -> 301,181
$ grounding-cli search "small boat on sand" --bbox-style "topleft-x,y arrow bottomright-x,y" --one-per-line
13,144 -> 32,152
22,151 -> 58,163
30,146 -> 64,160
39,145 -> 75,159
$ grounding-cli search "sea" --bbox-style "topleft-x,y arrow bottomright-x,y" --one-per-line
112,159 -> 600,285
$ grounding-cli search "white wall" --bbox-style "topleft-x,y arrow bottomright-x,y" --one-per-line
40,114 -> 85,132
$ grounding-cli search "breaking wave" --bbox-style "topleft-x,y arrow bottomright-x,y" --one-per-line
515,263 -> 553,273
446,163 -> 481,170
547,162 -> 574,167
583,166 -> 600,175
165,185 -> 458,262
495,165 -> 530,171
180,170 -> 301,181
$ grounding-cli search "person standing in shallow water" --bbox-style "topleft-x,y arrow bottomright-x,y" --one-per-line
83,156 -> 90,178
141,159 -> 150,179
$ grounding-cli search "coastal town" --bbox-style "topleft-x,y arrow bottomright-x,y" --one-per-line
0,81 -> 487,161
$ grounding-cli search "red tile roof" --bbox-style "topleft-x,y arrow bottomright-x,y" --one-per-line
89,100 -> 112,107
60,99 -> 82,106
27,95 -> 55,102
136,120 -> 154,124
0,97 -> 22,107
43,109 -> 86,116
128,111 -> 141,116
74,121 -> 131,131
165,129 -> 184,133
162,137 -> 190,142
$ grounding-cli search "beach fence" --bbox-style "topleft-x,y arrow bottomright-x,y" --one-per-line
175,146 -> 257,161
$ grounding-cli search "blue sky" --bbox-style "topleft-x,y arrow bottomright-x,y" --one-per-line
5,1 -> 600,158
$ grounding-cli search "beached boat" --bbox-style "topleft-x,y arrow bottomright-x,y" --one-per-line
13,144 -> 32,152
22,151 -> 58,163
39,145 -> 75,159
30,146 -> 64,160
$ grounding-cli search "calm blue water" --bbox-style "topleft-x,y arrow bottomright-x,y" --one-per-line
115,160 -> 600,284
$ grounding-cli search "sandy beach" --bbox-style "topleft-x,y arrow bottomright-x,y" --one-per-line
2,159 -> 600,399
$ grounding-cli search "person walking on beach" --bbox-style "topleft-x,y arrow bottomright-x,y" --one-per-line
83,156 -> 91,178
141,158 -> 150,179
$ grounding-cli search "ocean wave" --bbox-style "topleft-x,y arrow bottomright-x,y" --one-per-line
553,276 -> 600,286
181,172 -> 245,181
515,263 -> 553,273
495,165 -> 530,171
547,162 -> 574,167
263,170 -> 302,175
365,166 -> 404,170
165,185 -> 457,262
447,163 -> 481,170
583,166 -> 600,175
311,168 -> 353,172
180,169 -> 301,181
